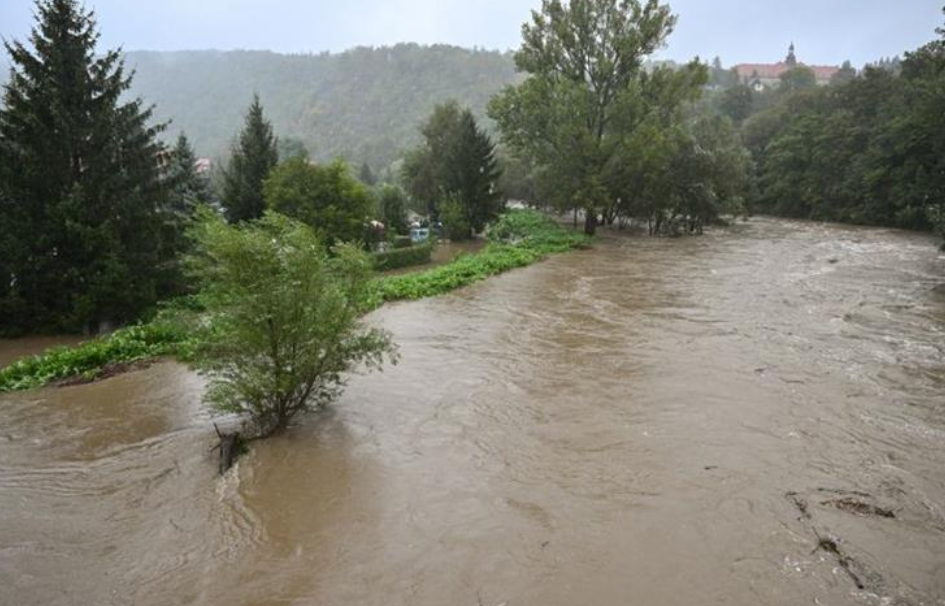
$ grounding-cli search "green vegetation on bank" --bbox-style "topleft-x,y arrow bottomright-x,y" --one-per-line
0,210 -> 586,393
0,323 -> 186,392
373,210 -> 589,303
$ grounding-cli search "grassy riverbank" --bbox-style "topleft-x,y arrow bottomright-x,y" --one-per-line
0,210 -> 588,392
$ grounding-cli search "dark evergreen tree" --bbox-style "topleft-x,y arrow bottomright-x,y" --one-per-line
221,94 -> 278,222
0,0 -> 168,335
359,162 -> 377,186
157,132 -> 212,294
445,110 -> 503,235
167,132 -> 213,212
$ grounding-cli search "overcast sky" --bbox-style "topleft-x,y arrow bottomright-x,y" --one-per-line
1,0 -> 941,67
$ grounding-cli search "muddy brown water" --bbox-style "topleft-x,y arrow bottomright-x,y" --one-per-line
1,218 -> 944,606
0,335 -> 85,369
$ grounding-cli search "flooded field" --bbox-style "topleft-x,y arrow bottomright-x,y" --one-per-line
1,217 -> 944,606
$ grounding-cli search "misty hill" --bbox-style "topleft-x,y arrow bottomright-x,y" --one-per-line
122,45 -> 520,170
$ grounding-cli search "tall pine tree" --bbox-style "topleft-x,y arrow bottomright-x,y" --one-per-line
156,132 -> 212,294
447,110 -> 503,234
0,0 -> 168,335
221,94 -> 278,222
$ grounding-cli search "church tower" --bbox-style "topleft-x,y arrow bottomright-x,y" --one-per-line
786,42 -> 798,67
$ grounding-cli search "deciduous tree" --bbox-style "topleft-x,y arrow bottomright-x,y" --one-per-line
488,0 -> 677,234
264,158 -> 372,247
187,210 -> 396,439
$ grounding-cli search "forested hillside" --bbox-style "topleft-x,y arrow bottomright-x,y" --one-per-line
121,45 -> 519,169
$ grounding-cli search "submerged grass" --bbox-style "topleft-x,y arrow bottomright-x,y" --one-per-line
0,323 -> 185,392
0,210 -> 588,392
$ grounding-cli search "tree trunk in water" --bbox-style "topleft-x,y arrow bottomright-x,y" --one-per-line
584,212 -> 597,236
216,431 -> 242,475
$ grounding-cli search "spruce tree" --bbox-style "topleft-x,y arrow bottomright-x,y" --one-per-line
221,94 -> 278,222
167,132 -> 213,212
156,132 -> 211,294
359,162 -> 377,186
0,0 -> 168,335
446,110 -> 503,234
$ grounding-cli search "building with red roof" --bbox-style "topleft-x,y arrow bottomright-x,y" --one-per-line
734,44 -> 840,90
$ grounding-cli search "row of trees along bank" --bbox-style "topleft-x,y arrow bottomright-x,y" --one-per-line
705,9 -> 945,246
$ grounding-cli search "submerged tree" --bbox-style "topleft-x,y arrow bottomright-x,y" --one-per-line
489,0 -> 677,234
0,0 -> 168,335
221,94 -> 278,223
187,210 -> 396,441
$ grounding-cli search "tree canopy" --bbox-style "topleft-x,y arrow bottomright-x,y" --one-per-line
221,95 -> 279,223
0,0 -> 170,335
186,210 -> 396,438
401,101 -> 503,238
264,157 -> 373,247
489,0 -> 680,234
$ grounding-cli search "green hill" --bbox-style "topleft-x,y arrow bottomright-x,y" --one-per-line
121,45 -> 519,170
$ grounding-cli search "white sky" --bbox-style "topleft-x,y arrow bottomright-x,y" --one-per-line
1,0 -> 941,66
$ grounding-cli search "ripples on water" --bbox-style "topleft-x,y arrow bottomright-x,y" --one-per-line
1,218 -> 943,606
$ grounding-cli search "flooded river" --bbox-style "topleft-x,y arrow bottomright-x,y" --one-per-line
1,218 -> 944,606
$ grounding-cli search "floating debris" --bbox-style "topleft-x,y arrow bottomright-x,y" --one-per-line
821,497 -> 896,519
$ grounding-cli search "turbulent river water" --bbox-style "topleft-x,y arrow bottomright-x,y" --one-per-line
1,218 -> 944,606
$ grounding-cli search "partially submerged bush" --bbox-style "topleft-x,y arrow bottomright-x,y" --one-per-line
187,210 -> 396,437
487,209 -> 587,250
